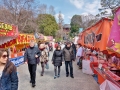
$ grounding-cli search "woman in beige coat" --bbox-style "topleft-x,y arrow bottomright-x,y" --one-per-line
39,43 -> 49,76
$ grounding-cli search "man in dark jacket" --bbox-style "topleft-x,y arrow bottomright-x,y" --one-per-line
24,40 -> 41,87
71,42 -> 77,57
63,42 -> 75,78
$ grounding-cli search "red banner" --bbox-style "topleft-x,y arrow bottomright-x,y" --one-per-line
0,39 -> 17,48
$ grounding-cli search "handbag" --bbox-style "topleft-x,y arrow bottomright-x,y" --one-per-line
36,57 -> 40,65
45,62 -> 49,69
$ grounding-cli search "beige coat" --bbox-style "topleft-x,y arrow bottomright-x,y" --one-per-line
40,49 -> 48,63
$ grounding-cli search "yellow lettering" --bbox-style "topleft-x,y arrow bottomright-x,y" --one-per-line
0,22 -> 13,31
0,32 -> 6,35
1,23 -> 4,29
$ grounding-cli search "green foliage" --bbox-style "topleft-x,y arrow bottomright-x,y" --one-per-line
70,24 -> 79,37
70,15 -> 82,37
71,15 -> 82,27
70,24 -> 79,33
55,37 -> 62,42
37,14 -> 58,37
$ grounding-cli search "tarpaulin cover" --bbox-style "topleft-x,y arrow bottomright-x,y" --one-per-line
78,18 -> 113,52
100,80 -> 120,90
82,60 -> 94,75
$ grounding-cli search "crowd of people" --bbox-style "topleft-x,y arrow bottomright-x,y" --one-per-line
0,40 -> 76,89
0,40 -> 119,89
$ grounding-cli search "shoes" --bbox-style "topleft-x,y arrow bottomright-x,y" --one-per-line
54,76 -> 57,79
57,75 -> 60,78
32,84 -> 36,87
41,73 -> 43,76
71,76 -> 74,78
66,75 -> 69,77
30,80 -> 32,83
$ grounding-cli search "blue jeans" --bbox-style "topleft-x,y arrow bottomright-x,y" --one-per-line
65,61 -> 73,76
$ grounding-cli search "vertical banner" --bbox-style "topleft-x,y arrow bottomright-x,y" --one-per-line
107,7 -> 120,54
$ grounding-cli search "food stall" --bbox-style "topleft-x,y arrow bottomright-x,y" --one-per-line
15,33 -> 36,51
0,33 -> 36,52
78,7 -> 120,89
0,22 -> 19,46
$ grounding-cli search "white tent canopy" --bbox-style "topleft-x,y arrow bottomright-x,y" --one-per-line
0,36 -> 16,45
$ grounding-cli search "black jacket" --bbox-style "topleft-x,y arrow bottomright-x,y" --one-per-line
52,50 -> 63,66
24,47 -> 41,64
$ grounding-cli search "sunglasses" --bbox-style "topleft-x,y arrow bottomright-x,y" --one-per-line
2,55 -> 9,58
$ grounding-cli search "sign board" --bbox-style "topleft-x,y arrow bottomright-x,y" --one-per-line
0,22 -> 18,37
10,56 -> 24,67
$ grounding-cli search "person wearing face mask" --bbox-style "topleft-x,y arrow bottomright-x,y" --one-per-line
52,45 -> 64,79
0,48 -> 18,90
63,42 -> 75,78
24,40 -> 41,87
39,43 -> 49,76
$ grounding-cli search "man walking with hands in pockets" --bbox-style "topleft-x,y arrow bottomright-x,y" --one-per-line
24,40 -> 41,87
63,42 -> 75,78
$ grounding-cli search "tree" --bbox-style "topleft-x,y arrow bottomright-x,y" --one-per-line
0,0 -> 36,33
49,5 -> 55,16
37,14 -> 58,37
100,0 -> 120,15
71,15 -> 82,28
70,14 -> 99,33
38,4 -> 47,14
70,24 -> 79,37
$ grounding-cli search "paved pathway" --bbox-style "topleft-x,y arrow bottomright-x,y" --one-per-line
18,52 -> 99,90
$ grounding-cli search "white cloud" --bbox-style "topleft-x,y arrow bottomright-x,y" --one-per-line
69,0 -> 102,15
84,0 -> 100,15
55,13 -> 65,19
54,13 -> 65,23
81,12 -> 89,16
69,0 -> 84,9
68,16 -> 72,19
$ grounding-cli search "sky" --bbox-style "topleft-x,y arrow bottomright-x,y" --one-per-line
35,0 -> 110,24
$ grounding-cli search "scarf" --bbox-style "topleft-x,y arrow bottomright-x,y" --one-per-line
40,48 -> 45,51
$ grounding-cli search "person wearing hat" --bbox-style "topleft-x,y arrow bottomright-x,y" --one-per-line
63,42 -> 75,78
39,43 -> 49,76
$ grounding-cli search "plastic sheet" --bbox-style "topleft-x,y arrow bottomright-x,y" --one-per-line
82,60 -> 94,75
100,80 -> 120,90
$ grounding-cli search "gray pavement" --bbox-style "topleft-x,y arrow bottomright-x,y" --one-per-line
18,52 -> 100,90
